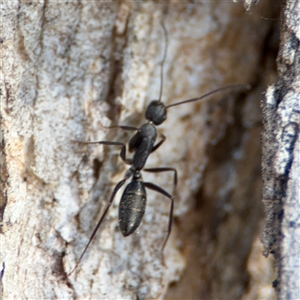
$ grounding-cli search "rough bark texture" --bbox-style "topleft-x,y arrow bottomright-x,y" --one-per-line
261,0 -> 300,299
1,1 -> 279,299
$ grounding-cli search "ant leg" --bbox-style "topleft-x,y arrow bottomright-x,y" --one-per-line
143,182 -> 174,252
144,167 -> 178,207
100,123 -> 139,132
143,167 -> 177,186
151,135 -> 166,153
68,177 -> 128,276
71,140 -> 132,165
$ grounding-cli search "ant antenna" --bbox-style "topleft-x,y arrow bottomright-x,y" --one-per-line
158,21 -> 168,103
166,84 -> 251,109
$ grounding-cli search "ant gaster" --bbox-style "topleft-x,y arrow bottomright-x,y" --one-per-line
69,22 -> 250,275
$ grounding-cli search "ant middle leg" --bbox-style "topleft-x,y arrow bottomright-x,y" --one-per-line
100,124 -> 139,132
143,181 -> 174,251
144,166 -> 177,187
143,167 -> 178,250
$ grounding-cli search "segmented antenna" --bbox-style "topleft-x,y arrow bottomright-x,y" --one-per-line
166,84 -> 251,109
158,21 -> 168,103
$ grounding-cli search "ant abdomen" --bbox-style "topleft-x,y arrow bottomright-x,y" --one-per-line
119,181 -> 147,237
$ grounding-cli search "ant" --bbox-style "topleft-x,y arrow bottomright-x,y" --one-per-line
68,21 -> 250,275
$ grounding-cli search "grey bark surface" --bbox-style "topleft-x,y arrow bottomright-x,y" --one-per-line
1,1 -> 278,299
261,0 -> 300,299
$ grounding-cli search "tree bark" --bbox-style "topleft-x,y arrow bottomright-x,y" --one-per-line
261,0 -> 300,299
1,1 -> 279,299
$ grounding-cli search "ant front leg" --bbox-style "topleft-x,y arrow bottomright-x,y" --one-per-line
71,140 -> 132,165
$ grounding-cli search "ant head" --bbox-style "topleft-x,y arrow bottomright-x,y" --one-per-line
145,100 -> 167,125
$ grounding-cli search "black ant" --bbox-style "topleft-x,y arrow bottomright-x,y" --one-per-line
68,22 -> 250,275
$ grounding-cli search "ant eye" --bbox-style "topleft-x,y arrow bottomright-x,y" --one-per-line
145,101 -> 167,125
